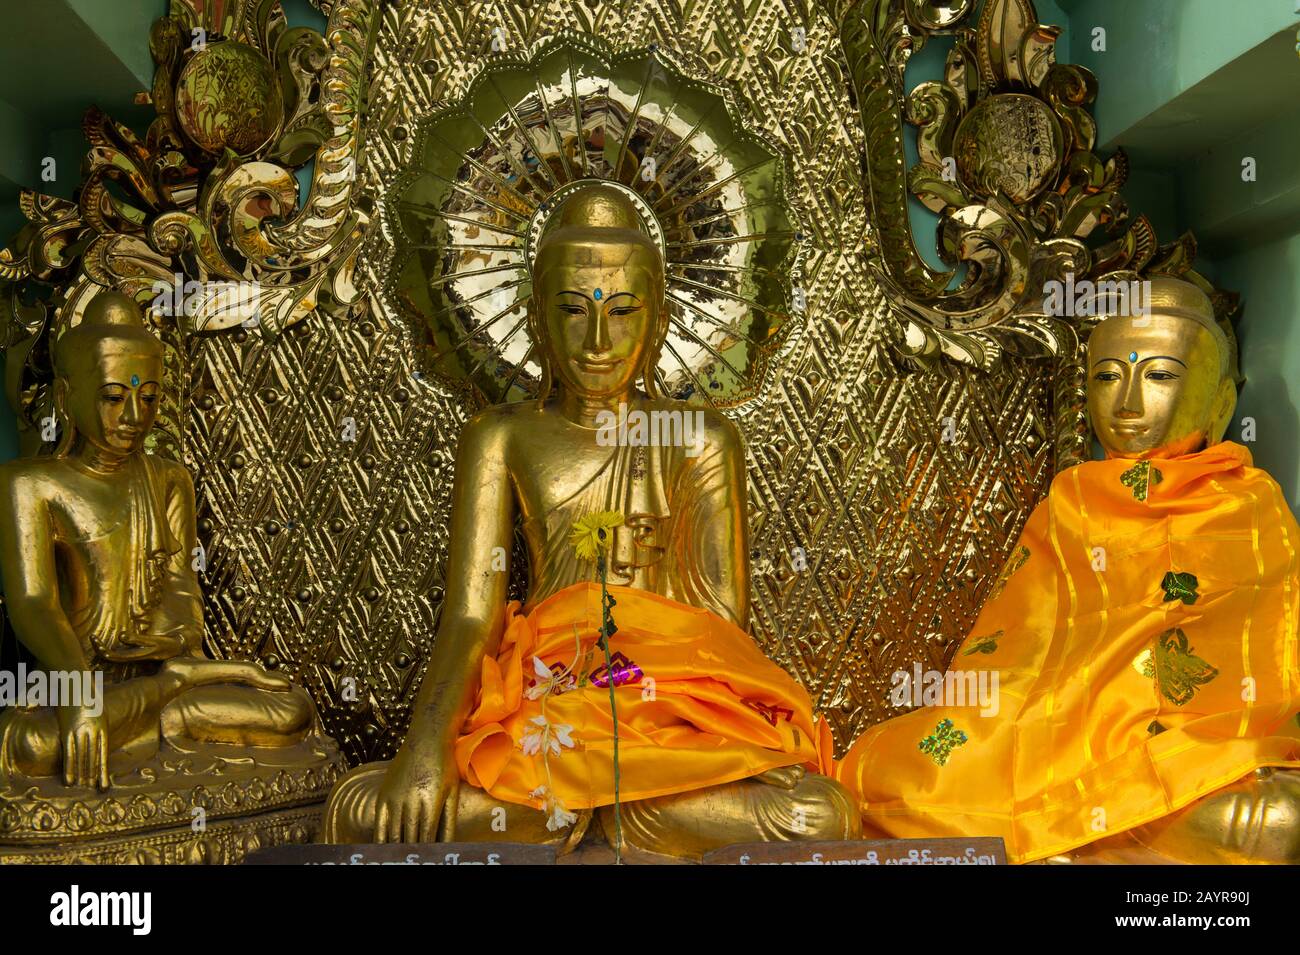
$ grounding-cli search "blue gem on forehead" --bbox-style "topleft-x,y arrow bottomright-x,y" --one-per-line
593,288 -> 603,301
1128,351 -> 1138,363
131,374 -> 140,386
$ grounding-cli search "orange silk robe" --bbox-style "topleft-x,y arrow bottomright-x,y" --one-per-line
454,582 -> 834,810
835,442 -> 1300,863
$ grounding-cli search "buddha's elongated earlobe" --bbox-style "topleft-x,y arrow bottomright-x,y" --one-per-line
640,293 -> 669,399
1209,375 -> 1238,445
641,347 -> 661,399
526,300 -> 554,409
51,378 -> 76,458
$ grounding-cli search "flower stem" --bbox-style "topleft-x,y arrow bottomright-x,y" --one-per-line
597,557 -> 622,864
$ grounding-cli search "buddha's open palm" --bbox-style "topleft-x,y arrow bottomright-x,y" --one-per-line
374,743 -> 458,843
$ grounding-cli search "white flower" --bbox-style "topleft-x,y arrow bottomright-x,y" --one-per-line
525,657 -> 554,701
519,714 -> 576,757
550,723 -> 574,753
525,656 -> 576,701
527,783 -> 577,831
520,715 -> 547,756
546,800 -> 578,832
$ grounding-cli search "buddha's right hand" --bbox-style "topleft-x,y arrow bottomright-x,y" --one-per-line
373,743 -> 459,844
56,703 -> 110,790
102,630 -> 187,662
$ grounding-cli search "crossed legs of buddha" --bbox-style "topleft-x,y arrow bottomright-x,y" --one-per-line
1050,768 -> 1300,864
2,658 -> 316,779
321,760 -> 862,859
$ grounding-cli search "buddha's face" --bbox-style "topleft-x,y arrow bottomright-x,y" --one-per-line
1087,312 -> 1235,458
535,237 -> 662,399
61,344 -> 163,456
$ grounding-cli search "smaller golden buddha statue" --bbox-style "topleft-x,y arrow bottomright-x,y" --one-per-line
0,291 -> 342,862
833,275 -> 1300,863
322,182 -> 859,859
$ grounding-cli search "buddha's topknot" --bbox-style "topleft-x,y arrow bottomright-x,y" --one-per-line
55,290 -> 163,378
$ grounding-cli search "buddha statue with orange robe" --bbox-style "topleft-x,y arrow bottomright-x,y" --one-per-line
835,276 -> 1300,864
321,183 -> 859,858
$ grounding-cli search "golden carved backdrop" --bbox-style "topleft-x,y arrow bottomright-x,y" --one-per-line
2,0 -> 1225,764
347,0 -> 1049,760
263,0 -> 1052,759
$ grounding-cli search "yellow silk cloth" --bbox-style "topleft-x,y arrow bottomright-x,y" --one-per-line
835,442 -> 1300,863
454,582 -> 833,809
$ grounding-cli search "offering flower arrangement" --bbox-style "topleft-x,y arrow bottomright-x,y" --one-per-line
523,511 -> 626,860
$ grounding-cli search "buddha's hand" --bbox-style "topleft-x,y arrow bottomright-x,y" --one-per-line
101,630 -> 187,662
373,743 -> 458,844
56,703 -> 110,790
160,656 -> 295,692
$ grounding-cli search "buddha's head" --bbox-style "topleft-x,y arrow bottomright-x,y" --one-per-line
529,184 -> 667,403
53,290 -> 164,458
1086,276 -> 1236,459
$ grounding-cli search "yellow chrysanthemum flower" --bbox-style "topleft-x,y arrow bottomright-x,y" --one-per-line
569,511 -> 623,561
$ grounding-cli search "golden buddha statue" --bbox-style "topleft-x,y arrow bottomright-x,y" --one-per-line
0,290 -> 342,862
322,183 -> 859,859
833,275 -> 1300,864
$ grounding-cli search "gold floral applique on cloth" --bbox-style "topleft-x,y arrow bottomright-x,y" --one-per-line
1120,460 -> 1164,502
962,630 -> 1004,655
1160,571 -> 1199,605
1135,628 -> 1219,705
918,719 -> 968,766
987,546 -> 1031,602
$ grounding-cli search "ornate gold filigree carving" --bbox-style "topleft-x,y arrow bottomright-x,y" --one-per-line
0,805 -> 324,865
836,0 -> 1239,475
2,0 -> 1236,765
0,753 -> 341,845
384,30 -> 803,407
0,0 -> 382,458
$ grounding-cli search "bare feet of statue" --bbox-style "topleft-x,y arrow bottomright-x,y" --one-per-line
754,765 -> 807,789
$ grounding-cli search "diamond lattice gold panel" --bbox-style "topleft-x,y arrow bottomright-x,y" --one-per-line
0,0 -> 1068,768
166,0 -> 1054,764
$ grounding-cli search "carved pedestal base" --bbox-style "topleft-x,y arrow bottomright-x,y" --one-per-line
0,804 -> 327,864
0,738 -> 346,865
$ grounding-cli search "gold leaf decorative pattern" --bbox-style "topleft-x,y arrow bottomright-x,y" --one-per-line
1120,460 -> 1163,502
1150,628 -> 1219,706
987,545 -> 1030,602
962,630 -> 1004,655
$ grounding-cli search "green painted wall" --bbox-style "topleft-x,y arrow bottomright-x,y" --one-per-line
1060,0 -> 1300,501
1062,0 -> 1299,156
1215,234 -> 1300,511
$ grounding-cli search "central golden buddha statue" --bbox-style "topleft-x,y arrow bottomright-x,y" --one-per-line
322,183 -> 859,858
834,275 -> 1300,864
